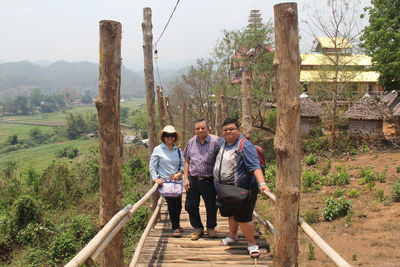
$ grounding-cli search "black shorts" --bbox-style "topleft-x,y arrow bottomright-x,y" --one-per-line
219,185 -> 258,223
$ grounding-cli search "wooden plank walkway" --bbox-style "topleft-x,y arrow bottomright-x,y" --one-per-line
136,195 -> 273,266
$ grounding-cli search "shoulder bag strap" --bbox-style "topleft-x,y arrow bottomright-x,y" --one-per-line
218,142 -> 226,184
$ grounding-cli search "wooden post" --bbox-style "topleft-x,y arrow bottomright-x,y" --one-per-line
241,69 -> 252,135
165,96 -> 175,126
273,3 -> 301,267
156,86 -> 167,128
96,20 -> 123,267
215,89 -> 222,135
142,7 -> 158,211
221,84 -> 228,119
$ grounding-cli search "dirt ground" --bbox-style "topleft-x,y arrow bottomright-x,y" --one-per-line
258,149 -> 400,267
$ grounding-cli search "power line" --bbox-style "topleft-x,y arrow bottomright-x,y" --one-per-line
153,0 -> 181,47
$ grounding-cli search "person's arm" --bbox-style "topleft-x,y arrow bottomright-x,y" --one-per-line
253,169 -> 270,193
170,149 -> 184,181
149,147 -> 163,186
183,159 -> 190,191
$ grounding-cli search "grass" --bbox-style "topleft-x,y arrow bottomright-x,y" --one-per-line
0,123 -> 55,143
0,139 -> 97,171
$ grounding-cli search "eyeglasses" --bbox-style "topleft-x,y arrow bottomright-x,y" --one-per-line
163,133 -> 176,138
222,127 -> 238,132
195,127 -> 207,131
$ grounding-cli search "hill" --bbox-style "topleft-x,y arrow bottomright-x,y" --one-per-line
0,61 -> 145,99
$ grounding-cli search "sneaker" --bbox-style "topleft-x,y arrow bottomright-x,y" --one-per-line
172,228 -> 181,238
207,229 -> 217,238
190,231 -> 204,241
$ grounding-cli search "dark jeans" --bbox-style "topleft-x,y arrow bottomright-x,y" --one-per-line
185,176 -> 217,231
165,196 -> 182,230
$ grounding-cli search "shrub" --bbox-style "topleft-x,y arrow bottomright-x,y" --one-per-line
264,165 -> 276,192
63,214 -> 96,245
392,179 -> 400,202
39,162 -> 82,209
124,206 -> 150,252
49,232 -> 79,264
73,146 -> 99,192
24,167 -> 40,194
322,197 -> 351,221
333,189 -> 345,198
304,153 -> 318,166
359,144 -> 370,153
359,167 -> 378,185
12,195 -> 43,231
17,220 -> 55,247
303,209 -> 320,224
2,160 -> 18,179
55,146 -> 79,159
19,247 -> 51,267
0,214 -> 13,262
348,189 -> 360,198
319,159 -> 331,176
303,137 -> 329,154
366,181 -> 376,191
375,189 -> 384,202
323,166 -> 350,186
302,170 -> 322,192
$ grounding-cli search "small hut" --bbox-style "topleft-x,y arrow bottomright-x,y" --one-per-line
342,94 -> 390,137
300,93 -> 325,134
381,90 -> 398,109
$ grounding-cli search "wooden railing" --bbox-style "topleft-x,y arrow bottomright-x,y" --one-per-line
253,189 -> 352,267
65,183 -> 159,267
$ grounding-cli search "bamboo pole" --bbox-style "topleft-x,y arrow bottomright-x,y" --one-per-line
96,19 -> 123,267
165,96 -> 175,126
129,196 -> 164,267
260,189 -> 352,267
273,3 -> 301,266
253,211 -> 275,235
65,205 -> 132,267
157,86 -> 167,128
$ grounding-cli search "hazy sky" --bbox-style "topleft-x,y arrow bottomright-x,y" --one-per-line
0,0 -> 370,70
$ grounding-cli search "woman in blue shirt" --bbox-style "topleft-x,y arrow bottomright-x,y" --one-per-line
149,125 -> 184,237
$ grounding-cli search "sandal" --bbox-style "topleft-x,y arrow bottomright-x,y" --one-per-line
248,245 -> 260,258
219,236 -> 237,246
190,231 -> 204,241
172,228 -> 182,238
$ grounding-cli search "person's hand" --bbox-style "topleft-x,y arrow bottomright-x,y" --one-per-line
184,178 -> 190,191
155,178 -> 164,186
259,184 -> 270,193
170,173 -> 182,180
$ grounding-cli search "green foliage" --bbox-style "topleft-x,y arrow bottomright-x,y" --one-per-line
303,209 -> 320,224
80,90 -> 92,104
308,243 -> 316,260
361,0 -> 400,90
55,146 -> 79,159
131,108 -> 148,138
319,159 -> 331,176
0,214 -> 14,262
322,197 -> 352,221
359,144 -> 370,153
302,170 -> 322,192
366,181 -> 376,191
264,165 -> 276,192
24,167 -> 40,194
375,189 -> 384,202
29,127 -> 48,144
344,210 -> 353,226
323,166 -> 350,186
49,232 -> 79,264
120,106 -> 130,122
124,206 -> 150,253
304,153 -> 318,166
333,189 -> 345,198
12,195 -> 43,232
17,220 -> 55,247
39,162 -> 82,209
73,146 -> 100,192
348,189 -> 360,198
303,137 -> 329,153
392,179 -> 400,201
396,166 -> 400,173
65,113 -> 87,139
2,160 -> 18,179
359,167 -> 380,185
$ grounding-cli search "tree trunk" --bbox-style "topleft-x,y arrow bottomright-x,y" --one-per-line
96,20 -> 123,267
182,102 -> 187,146
215,89 -> 222,135
165,96 -> 175,126
273,3 -> 301,266
220,84 -> 228,120
156,86 -> 167,128
142,7 -> 158,211
241,69 -> 252,136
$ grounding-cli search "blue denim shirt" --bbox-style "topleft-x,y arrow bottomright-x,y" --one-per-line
149,143 -> 184,181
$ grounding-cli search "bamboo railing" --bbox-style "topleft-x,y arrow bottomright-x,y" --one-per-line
65,183 -> 159,267
253,189 -> 352,267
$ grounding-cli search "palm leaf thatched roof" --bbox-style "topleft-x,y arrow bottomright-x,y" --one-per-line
300,94 -> 325,117
381,90 -> 398,108
343,94 -> 390,120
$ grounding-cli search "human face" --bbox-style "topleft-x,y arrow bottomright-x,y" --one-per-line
194,121 -> 209,140
163,133 -> 176,147
222,123 -> 240,144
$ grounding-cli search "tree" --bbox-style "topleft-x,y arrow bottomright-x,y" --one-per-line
30,88 -> 44,107
361,0 -> 400,90
304,0 -> 364,148
14,96 -> 31,115
81,90 -> 93,104
65,113 -> 87,139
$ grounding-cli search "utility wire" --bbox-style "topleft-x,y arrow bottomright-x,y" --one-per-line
153,0 -> 181,47
154,55 -> 164,90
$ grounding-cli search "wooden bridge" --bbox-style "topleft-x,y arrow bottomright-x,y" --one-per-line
65,184 -> 351,267
134,194 -> 273,266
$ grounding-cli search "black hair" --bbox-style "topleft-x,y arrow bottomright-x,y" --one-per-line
222,118 -> 239,128
194,118 -> 207,124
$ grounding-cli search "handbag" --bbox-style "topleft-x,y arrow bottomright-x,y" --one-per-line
158,180 -> 183,198
216,144 -> 249,209
157,148 -> 183,198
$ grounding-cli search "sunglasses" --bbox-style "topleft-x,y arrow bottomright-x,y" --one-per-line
163,133 -> 176,138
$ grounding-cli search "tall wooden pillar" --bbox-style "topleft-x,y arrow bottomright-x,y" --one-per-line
157,86 -> 167,128
273,3 -> 301,266
142,7 -> 158,211
241,69 -> 252,135
96,20 -> 123,267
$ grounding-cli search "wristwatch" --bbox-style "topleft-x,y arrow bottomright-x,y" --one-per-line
258,182 -> 266,187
